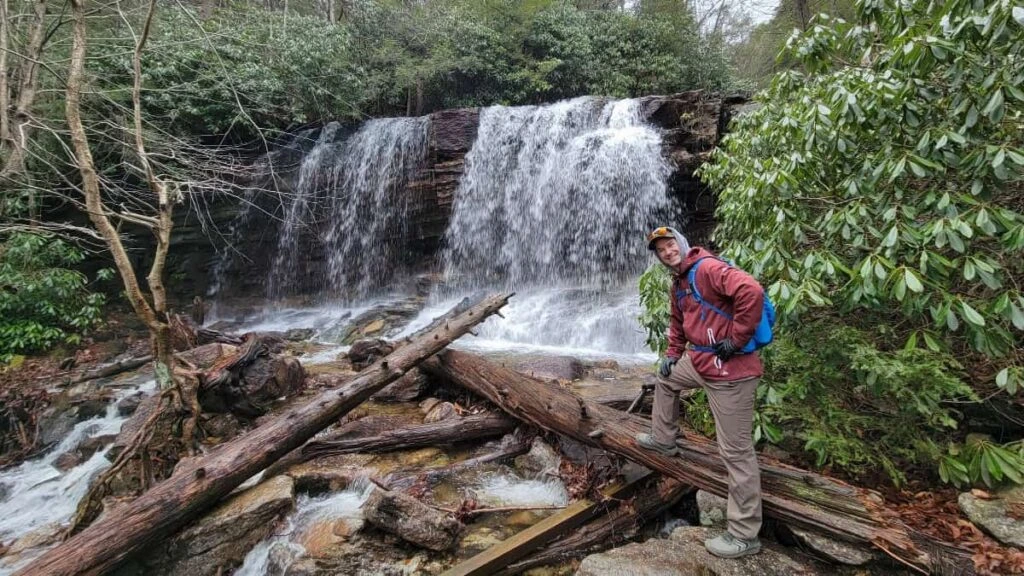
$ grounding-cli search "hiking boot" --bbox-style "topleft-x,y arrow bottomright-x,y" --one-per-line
704,532 -> 761,558
634,433 -> 678,456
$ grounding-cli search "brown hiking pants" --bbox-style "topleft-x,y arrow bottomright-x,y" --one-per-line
652,354 -> 763,540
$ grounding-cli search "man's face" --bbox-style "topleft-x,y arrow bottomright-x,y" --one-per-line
654,237 -> 682,267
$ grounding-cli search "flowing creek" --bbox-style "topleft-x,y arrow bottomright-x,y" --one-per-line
0,95 -> 676,574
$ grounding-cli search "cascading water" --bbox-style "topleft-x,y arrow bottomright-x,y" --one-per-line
322,117 -> 429,297
440,97 -> 675,356
259,117 -> 429,301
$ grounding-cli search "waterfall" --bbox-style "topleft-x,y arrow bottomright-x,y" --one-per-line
322,117 -> 429,297
442,97 -> 673,288
437,97 -> 674,355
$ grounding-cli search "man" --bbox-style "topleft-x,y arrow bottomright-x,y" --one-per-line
636,225 -> 764,558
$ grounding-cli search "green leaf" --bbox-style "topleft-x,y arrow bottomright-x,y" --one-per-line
997,368 -> 1009,388
905,269 -> 924,293
960,301 -> 986,326
1010,303 -> 1024,330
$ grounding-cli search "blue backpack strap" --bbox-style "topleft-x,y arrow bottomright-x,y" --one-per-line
687,258 -> 734,322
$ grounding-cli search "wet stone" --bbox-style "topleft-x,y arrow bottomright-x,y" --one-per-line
117,393 -> 144,416
361,485 -> 462,551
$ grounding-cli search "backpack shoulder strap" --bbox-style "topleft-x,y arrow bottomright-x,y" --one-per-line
687,257 -> 734,321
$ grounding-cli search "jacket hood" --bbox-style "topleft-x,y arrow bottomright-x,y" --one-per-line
651,226 -> 692,275
679,246 -> 717,275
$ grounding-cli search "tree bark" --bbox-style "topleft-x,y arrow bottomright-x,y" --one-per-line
16,293 -> 511,576
305,412 -> 516,459
423,350 -> 974,575
497,475 -> 690,575
0,0 -> 10,151
1,0 -> 47,186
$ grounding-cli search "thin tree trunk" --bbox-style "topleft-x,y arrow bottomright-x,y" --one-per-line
0,0 -> 10,151
1,0 -> 47,186
423,350 -> 974,575
16,294 -> 511,576
327,0 -> 334,22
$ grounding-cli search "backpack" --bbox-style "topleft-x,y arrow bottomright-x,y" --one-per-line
683,257 -> 776,355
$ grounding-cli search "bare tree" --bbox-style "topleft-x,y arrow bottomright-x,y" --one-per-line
2,0 -> 49,187
0,0 -> 10,151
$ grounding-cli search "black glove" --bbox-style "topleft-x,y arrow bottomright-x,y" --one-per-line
712,338 -> 739,362
658,357 -> 678,378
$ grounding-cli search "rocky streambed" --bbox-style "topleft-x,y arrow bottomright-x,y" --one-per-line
0,297 -> 983,575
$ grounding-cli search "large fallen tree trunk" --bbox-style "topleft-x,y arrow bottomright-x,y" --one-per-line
264,412 -> 517,477
18,293 -> 510,576
497,475 -> 691,576
423,350 -> 974,575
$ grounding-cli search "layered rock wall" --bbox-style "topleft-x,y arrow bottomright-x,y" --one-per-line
163,91 -> 744,301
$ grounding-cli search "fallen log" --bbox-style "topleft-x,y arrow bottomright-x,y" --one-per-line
423,349 -> 974,575
384,427 -> 534,492
304,412 -> 516,459
18,293 -> 511,576
497,475 -> 690,575
264,412 -> 517,478
66,355 -> 154,385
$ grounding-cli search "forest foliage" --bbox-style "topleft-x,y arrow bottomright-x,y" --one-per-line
641,0 -> 1024,487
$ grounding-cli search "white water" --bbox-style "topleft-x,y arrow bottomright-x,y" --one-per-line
442,97 -> 673,287
0,379 -> 156,575
235,478 -> 376,575
474,472 -> 569,508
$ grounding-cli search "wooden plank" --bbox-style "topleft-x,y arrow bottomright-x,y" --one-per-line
441,472 -> 651,576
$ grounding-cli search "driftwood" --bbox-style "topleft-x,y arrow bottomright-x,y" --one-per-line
497,475 -> 690,575
263,412 -> 517,479
305,412 -> 516,459
423,349 -> 974,575
66,355 -> 154,385
384,427 -> 535,492
17,293 -> 510,576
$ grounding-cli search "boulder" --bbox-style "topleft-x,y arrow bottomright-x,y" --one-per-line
347,339 -> 395,371
285,453 -> 377,494
514,437 -> 561,477
113,475 -> 295,576
361,485 -> 462,551
36,408 -> 76,447
116,393 -> 144,417
285,328 -> 316,341
959,486 -> 1024,549
576,527 -> 821,576
696,490 -> 727,527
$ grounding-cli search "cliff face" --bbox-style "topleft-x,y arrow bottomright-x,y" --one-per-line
163,91 -> 743,301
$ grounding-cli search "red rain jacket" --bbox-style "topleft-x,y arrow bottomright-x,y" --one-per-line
665,247 -> 764,381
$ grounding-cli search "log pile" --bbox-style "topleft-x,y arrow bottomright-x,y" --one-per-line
17,294 -> 984,576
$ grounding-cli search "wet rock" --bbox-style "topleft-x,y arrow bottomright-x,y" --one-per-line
114,476 -> 295,576
77,395 -> 114,420
285,453 -> 377,494
696,490 -> 727,527
514,437 -> 561,477
297,518 -> 362,558
576,526 -> 821,576
37,408 -> 76,447
199,349 -> 306,418
108,394 -> 162,460
285,328 -> 316,341
54,451 -> 83,471
348,339 -> 395,371
783,525 -> 878,565
371,369 -> 427,403
512,355 -> 585,382
361,485 -> 462,551
5,523 -> 62,557
459,526 -> 503,554
423,401 -> 456,423
117,392 -> 144,416
0,482 -> 9,501
959,486 -> 1024,549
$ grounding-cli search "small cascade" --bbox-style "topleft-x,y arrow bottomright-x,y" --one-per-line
323,117 -> 429,297
267,122 -> 343,299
